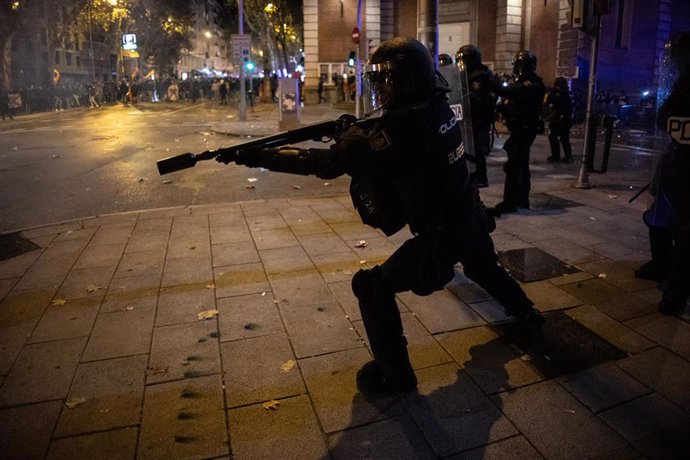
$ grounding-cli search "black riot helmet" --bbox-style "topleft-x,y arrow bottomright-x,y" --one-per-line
512,50 -> 537,77
439,53 -> 453,66
554,76 -> 569,92
362,37 -> 436,115
457,45 -> 482,71
668,31 -> 690,69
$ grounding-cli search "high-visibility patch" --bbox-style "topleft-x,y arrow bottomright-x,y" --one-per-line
667,117 -> 690,144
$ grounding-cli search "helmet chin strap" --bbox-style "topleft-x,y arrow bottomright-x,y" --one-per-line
434,71 -> 451,93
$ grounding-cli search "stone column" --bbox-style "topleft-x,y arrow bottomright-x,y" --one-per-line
364,0 -> 382,61
380,0 -> 394,41
303,0 -> 319,89
556,0 -> 580,78
494,0 -> 523,74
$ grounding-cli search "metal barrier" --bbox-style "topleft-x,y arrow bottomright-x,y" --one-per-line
586,114 -> 616,173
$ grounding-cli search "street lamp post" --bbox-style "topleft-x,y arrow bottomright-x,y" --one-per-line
238,0 -> 247,121
575,13 -> 602,190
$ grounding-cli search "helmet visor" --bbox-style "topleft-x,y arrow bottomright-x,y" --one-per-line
362,61 -> 396,116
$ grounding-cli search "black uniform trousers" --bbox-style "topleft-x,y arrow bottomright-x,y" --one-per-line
502,128 -> 537,209
353,192 -> 534,378
664,226 -> 690,307
548,117 -> 572,161
472,123 -> 492,183
659,151 -> 690,309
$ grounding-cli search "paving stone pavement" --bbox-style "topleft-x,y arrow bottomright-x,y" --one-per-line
1,109 -> 690,458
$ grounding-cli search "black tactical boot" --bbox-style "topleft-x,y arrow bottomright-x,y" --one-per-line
352,268 -> 418,396
659,299 -> 686,316
356,359 -> 417,394
512,308 -> 546,336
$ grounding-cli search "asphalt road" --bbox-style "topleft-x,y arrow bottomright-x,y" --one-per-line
0,101 -> 350,233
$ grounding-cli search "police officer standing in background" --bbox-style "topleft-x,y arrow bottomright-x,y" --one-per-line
545,77 -> 574,163
224,37 -> 544,396
457,45 -> 498,188
490,50 -> 545,215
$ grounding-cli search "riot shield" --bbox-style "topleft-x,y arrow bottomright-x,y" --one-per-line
645,33 -> 690,229
438,61 -> 475,168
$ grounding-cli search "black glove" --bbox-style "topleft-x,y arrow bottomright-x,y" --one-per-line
336,114 -> 358,131
234,147 -> 275,168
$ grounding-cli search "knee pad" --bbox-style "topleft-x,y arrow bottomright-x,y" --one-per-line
351,267 -> 389,303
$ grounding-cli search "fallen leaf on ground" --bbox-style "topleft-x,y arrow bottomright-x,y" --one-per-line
51,298 -> 67,306
65,397 -> 87,409
354,240 -> 368,248
247,178 -> 258,182
598,273 -> 607,278
86,285 -> 102,293
280,359 -> 296,373
292,185 -> 301,189
197,309 -> 219,320
206,284 -> 215,289
125,306 -> 134,311
263,400 -> 280,410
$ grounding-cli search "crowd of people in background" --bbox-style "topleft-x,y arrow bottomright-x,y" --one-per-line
0,75 -> 266,118
595,89 -> 630,106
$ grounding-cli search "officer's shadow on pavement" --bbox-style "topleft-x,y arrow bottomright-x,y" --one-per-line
326,335 -> 529,459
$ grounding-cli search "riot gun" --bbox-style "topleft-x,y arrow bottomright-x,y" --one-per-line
156,117 -> 355,175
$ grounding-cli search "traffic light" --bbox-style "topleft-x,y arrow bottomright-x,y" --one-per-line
347,51 -> 356,67
243,57 -> 254,71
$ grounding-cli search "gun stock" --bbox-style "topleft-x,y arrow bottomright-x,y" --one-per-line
156,119 -> 342,175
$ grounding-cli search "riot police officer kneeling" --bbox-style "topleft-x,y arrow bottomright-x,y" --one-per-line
231,37 -> 544,395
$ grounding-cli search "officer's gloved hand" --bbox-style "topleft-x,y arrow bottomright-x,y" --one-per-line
336,114 -> 358,132
234,147 -> 269,167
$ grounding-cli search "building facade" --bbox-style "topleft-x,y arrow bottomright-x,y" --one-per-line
8,0 -> 232,90
176,0 -> 233,79
302,0 -> 690,106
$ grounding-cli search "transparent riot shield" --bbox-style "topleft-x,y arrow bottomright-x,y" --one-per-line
645,34 -> 690,229
437,61 -> 475,168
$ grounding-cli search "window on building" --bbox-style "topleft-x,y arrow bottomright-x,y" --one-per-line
55,50 -> 61,64
615,0 -> 633,49
76,56 -> 81,67
74,34 -> 80,51
66,52 -> 72,66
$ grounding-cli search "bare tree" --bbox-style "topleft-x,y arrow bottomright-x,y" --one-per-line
237,0 -> 302,74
